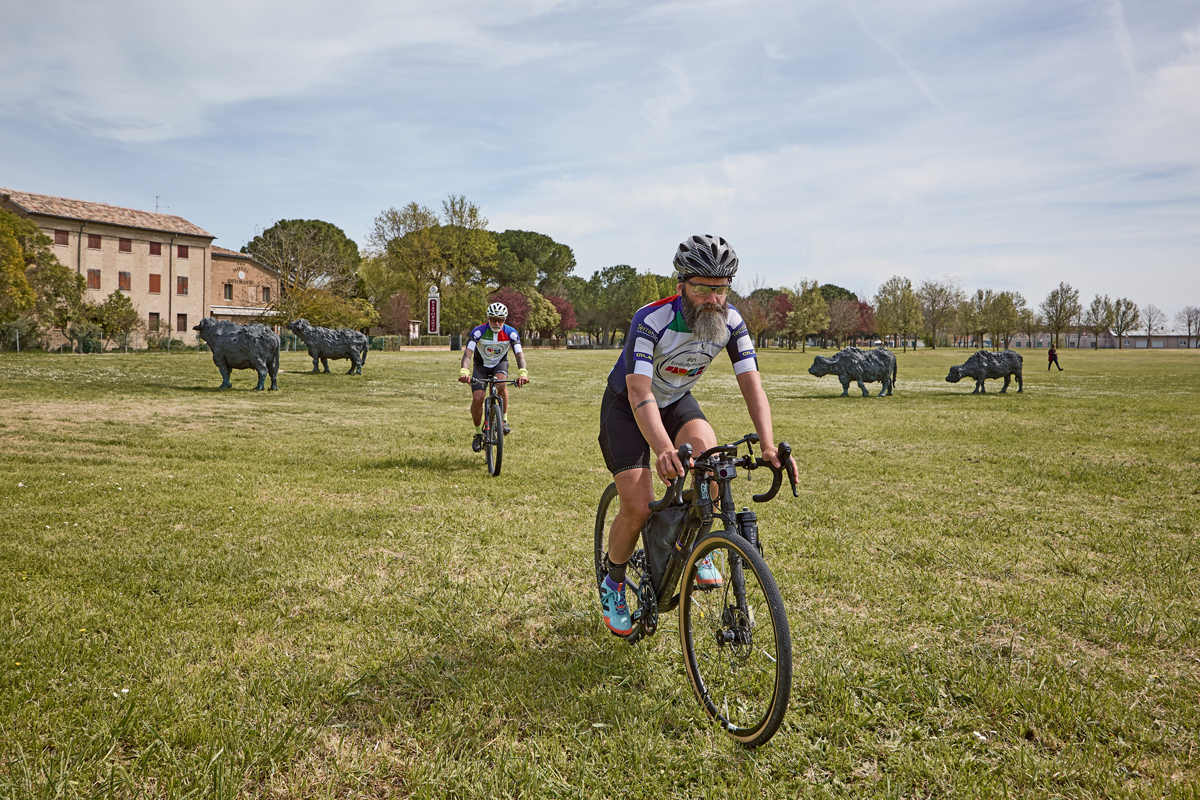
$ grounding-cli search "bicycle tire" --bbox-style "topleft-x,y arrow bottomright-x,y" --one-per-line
485,400 -> 504,476
679,529 -> 792,747
594,482 -> 648,644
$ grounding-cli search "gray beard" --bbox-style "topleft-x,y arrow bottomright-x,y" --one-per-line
681,294 -> 731,347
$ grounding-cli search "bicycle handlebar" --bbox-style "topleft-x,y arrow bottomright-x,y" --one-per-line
647,439 -> 797,510
648,443 -> 691,511
751,441 -> 798,503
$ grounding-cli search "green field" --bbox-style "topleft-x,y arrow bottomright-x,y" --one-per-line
1,346 -> 1197,798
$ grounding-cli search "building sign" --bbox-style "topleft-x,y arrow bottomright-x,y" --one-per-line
427,284 -> 440,335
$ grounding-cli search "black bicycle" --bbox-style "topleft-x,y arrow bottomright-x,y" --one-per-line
594,434 -> 798,747
474,376 -> 518,476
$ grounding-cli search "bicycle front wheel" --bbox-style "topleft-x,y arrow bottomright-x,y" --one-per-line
680,529 -> 792,747
485,400 -> 504,476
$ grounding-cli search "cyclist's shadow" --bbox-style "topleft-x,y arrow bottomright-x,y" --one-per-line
328,585 -> 677,736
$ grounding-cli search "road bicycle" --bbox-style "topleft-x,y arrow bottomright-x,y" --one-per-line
473,376 -> 518,476
594,434 -> 798,747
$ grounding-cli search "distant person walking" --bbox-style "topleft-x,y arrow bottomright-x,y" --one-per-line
1048,345 -> 1062,371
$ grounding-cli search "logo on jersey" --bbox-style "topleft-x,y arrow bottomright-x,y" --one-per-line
483,343 -> 507,359
655,346 -> 716,383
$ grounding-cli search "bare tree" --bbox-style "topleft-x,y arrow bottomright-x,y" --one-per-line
1082,295 -> 1114,349
1142,304 -> 1166,341
244,221 -> 359,299
735,275 -> 773,348
916,277 -> 963,349
1039,282 -> 1081,348
1175,306 -> 1200,348
827,298 -> 861,347
1110,298 -> 1140,349
1017,306 -> 1041,348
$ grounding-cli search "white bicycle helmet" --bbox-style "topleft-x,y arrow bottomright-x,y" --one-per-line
486,302 -> 508,319
673,234 -> 739,278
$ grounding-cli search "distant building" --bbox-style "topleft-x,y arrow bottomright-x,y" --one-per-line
209,246 -> 279,324
1,188 -> 282,345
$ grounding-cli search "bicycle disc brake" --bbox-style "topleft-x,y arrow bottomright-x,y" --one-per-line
717,605 -> 754,657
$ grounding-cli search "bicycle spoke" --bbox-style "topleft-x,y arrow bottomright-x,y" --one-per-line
680,530 -> 791,746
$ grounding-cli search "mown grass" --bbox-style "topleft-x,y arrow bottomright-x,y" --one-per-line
1,346 -> 1197,799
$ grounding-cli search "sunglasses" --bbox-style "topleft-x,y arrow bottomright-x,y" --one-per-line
683,279 -> 731,299
488,317 -> 505,324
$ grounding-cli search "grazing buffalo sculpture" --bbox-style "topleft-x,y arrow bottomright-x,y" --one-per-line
286,318 -> 369,375
946,349 -> 1023,394
193,317 -> 279,391
808,346 -> 897,397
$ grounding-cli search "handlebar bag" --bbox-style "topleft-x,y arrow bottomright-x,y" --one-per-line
641,505 -> 689,593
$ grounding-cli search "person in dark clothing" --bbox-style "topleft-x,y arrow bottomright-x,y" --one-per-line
1048,345 -> 1062,370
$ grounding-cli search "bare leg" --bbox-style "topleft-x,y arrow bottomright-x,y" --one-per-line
470,390 -> 485,426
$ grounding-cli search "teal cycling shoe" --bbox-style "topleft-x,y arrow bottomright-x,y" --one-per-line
694,554 -> 723,588
600,576 -> 632,636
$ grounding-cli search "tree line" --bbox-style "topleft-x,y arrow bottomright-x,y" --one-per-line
4,198 -> 1197,352
730,276 -> 1199,352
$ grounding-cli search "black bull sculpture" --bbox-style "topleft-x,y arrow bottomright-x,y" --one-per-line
286,318 -> 369,375
193,317 -> 280,391
808,347 -> 897,397
946,349 -> 1024,394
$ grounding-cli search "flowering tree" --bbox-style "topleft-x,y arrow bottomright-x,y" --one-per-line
546,294 -> 576,337
488,287 -> 531,329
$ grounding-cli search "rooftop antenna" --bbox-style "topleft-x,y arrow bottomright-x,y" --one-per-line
156,195 -> 170,214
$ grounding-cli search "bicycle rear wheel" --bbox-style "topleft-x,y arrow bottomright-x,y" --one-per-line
680,529 -> 791,747
594,482 -> 649,644
485,399 -> 504,476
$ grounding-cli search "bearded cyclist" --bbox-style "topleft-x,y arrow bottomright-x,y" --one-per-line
458,302 -> 530,452
596,234 -> 797,636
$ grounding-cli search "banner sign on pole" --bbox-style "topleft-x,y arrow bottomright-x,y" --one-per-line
427,284 -> 440,335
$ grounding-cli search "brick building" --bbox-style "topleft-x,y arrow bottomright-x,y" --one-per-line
0,188 -> 284,345
209,246 -> 279,324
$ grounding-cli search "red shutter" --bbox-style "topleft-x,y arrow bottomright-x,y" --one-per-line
88,234 -> 102,249
119,271 -> 131,291
119,238 -> 132,253
177,276 -> 188,295
87,269 -> 101,290
177,245 -> 189,258
149,274 -> 161,293
149,242 -> 162,256
55,230 -> 69,245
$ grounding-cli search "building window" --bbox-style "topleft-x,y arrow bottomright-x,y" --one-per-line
118,271 -> 131,291
262,287 -> 271,304
119,237 -> 132,253
149,274 -> 161,293
87,269 -> 101,290
87,234 -> 102,250
177,245 -> 189,259
149,242 -> 162,256
177,276 -> 188,295
54,230 -> 69,246
248,286 -> 257,303
223,284 -> 233,301
148,313 -> 160,332
177,314 -> 187,333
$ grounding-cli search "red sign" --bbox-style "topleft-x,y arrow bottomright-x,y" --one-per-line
427,297 -> 440,335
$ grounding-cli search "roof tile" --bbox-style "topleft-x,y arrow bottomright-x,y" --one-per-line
1,188 -> 214,238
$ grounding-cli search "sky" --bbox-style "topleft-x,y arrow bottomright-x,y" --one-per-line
2,0 -> 1198,325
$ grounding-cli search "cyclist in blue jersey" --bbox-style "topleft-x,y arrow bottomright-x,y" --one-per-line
458,302 -> 530,451
596,234 -> 797,636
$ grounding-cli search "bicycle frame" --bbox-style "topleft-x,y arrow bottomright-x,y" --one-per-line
636,435 -> 796,632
